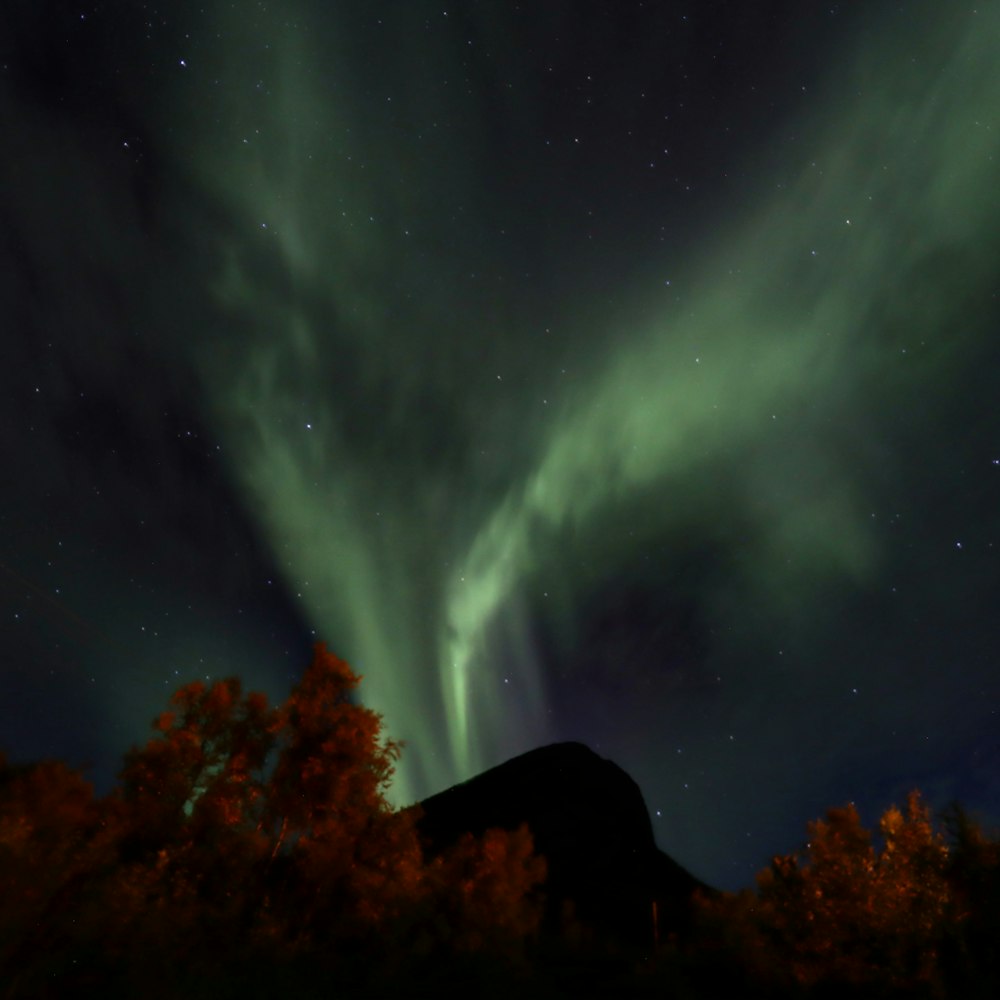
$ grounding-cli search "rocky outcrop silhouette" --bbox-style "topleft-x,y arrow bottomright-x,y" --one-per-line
417,742 -> 712,948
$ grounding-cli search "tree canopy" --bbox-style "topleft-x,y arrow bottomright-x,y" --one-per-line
0,644 -> 545,998
696,791 -> 1000,998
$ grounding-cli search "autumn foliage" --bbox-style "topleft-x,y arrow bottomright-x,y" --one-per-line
0,644 -> 545,998
695,793 -> 1000,998
5,650 -> 1000,998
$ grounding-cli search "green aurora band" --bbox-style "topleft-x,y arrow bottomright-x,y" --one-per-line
192,5 -> 999,804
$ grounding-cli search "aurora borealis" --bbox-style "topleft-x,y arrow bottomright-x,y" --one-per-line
2,1 -> 999,889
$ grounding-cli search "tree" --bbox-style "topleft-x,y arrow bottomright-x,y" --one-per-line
940,803 -> 1000,997
268,643 -> 400,834
119,676 -> 278,849
0,755 -> 104,984
0,644 -> 548,995
256,643 -> 425,950
746,793 -> 950,993
424,824 -> 547,954
875,791 -> 950,984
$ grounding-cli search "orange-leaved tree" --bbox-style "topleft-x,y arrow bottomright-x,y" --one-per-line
262,643 -> 425,946
113,643 -> 542,969
119,675 -> 278,847
0,754 -> 110,983
425,824 -> 547,954
0,643 -> 547,993
745,792 -> 950,992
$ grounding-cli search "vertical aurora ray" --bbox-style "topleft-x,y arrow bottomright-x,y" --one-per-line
192,4 -> 999,802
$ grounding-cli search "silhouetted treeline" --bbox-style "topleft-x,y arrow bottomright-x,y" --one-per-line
0,645 -> 545,998
2,645 -> 999,998
660,793 -> 1000,999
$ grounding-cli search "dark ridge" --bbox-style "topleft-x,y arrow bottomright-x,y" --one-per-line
417,741 -> 714,948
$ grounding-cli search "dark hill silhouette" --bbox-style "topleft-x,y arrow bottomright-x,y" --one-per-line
417,742 -> 713,949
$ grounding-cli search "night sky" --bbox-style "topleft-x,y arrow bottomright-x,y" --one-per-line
2,1 -> 999,891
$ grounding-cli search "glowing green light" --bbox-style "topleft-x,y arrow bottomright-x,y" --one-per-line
193,3 -> 1000,803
